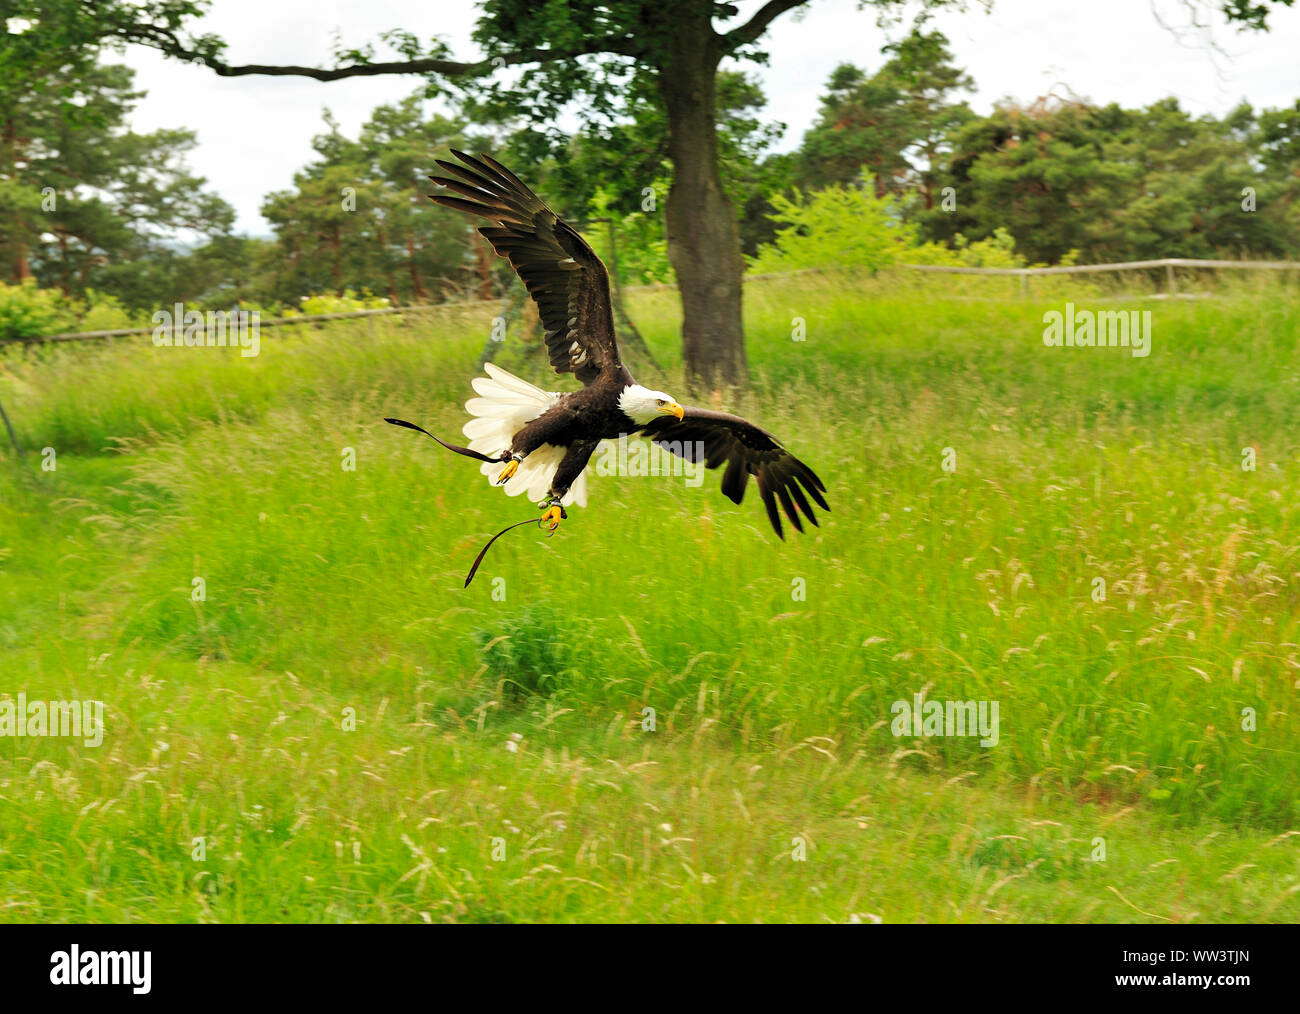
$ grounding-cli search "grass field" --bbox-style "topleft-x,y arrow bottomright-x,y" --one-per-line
1,270 -> 1298,922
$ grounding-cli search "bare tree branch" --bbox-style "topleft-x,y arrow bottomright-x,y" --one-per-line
722,0 -> 812,50
115,24 -> 642,81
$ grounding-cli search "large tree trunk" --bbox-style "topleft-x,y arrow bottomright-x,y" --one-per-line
406,235 -> 428,302
657,28 -> 746,389
330,226 -> 343,295
3,117 -> 32,283
11,243 -> 32,284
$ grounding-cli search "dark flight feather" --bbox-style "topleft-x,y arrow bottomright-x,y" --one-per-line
419,151 -> 829,543
641,407 -> 829,539
428,150 -> 622,386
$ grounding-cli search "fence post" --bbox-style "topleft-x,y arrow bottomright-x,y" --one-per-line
1165,262 -> 1176,295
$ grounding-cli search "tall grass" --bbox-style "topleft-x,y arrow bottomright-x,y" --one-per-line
1,271 -> 1298,921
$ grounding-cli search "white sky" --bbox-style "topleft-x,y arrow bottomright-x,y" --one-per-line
109,0 -> 1300,236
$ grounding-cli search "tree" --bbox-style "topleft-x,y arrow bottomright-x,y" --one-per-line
530,69 -> 784,273
914,95 -> 1300,264
258,101 -> 491,306
33,0 -> 951,387
9,0 -> 1293,380
796,30 -> 974,204
0,27 -> 232,304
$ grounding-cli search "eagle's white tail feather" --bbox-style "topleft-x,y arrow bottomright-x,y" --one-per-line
483,362 -> 550,398
464,397 -> 534,417
469,381 -> 541,405
461,416 -> 509,440
463,364 -> 589,508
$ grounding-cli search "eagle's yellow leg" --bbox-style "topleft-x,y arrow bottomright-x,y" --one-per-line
540,504 -> 564,532
496,458 -> 519,484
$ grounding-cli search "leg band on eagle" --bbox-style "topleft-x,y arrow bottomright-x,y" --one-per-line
539,497 -> 567,532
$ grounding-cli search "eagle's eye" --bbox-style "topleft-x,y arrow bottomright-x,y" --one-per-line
655,399 -> 666,406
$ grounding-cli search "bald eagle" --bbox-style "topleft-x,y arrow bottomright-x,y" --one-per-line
387,150 -> 828,576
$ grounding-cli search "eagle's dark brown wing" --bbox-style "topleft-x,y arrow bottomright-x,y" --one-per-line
641,407 -> 829,539
428,150 -> 622,386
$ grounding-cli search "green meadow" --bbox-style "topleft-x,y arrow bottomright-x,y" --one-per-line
1,270 -> 1298,922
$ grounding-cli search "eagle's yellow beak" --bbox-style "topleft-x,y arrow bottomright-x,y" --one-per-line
660,401 -> 685,421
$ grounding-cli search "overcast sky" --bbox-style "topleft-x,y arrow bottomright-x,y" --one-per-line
110,0 -> 1300,236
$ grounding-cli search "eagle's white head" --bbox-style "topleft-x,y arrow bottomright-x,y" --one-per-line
618,384 -> 684,426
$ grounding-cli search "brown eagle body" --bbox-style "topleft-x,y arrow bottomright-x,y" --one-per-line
416,149 -> 829,541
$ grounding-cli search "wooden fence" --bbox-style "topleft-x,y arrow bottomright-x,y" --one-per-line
899,256 -> 1300,296
1,255 -> 1295,455
6,257 -> 1297,347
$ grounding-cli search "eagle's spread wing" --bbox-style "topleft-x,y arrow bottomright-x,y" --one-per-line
641,408 -> 829,539
428,150 -> 621,386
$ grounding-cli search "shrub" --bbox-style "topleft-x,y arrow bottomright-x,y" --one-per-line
749,177 -> 915,274
0,281 -> 75,340
473,607 -> 578,702
0,282 -> 140,340
293,290 -> 392,316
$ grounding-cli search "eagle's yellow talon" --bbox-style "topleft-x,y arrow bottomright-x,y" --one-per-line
497,459 -> 519,484
540,505 -> 563,531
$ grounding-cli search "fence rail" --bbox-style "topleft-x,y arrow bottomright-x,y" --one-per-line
899,257 -> 1300,277
6,257 -> 1298,346
3,301 -> 486,346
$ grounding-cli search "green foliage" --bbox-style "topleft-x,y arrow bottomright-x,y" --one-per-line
523,68 -> 785,263
913,96 -> 1300,263
474,607 -> 578,702
14,4 -> 1300,320
258,99 -> 492,306
293,290 -> 393,316
0,282 -> 71,340
907,228 -> 1031,268
0,281 -> 134,340
0,48 -> 234,305
9,0 -> 1298,342
748,177 -> 915,273
795,30 -> 974,199
585,185 -> 672,286
72,290 -> 136,332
